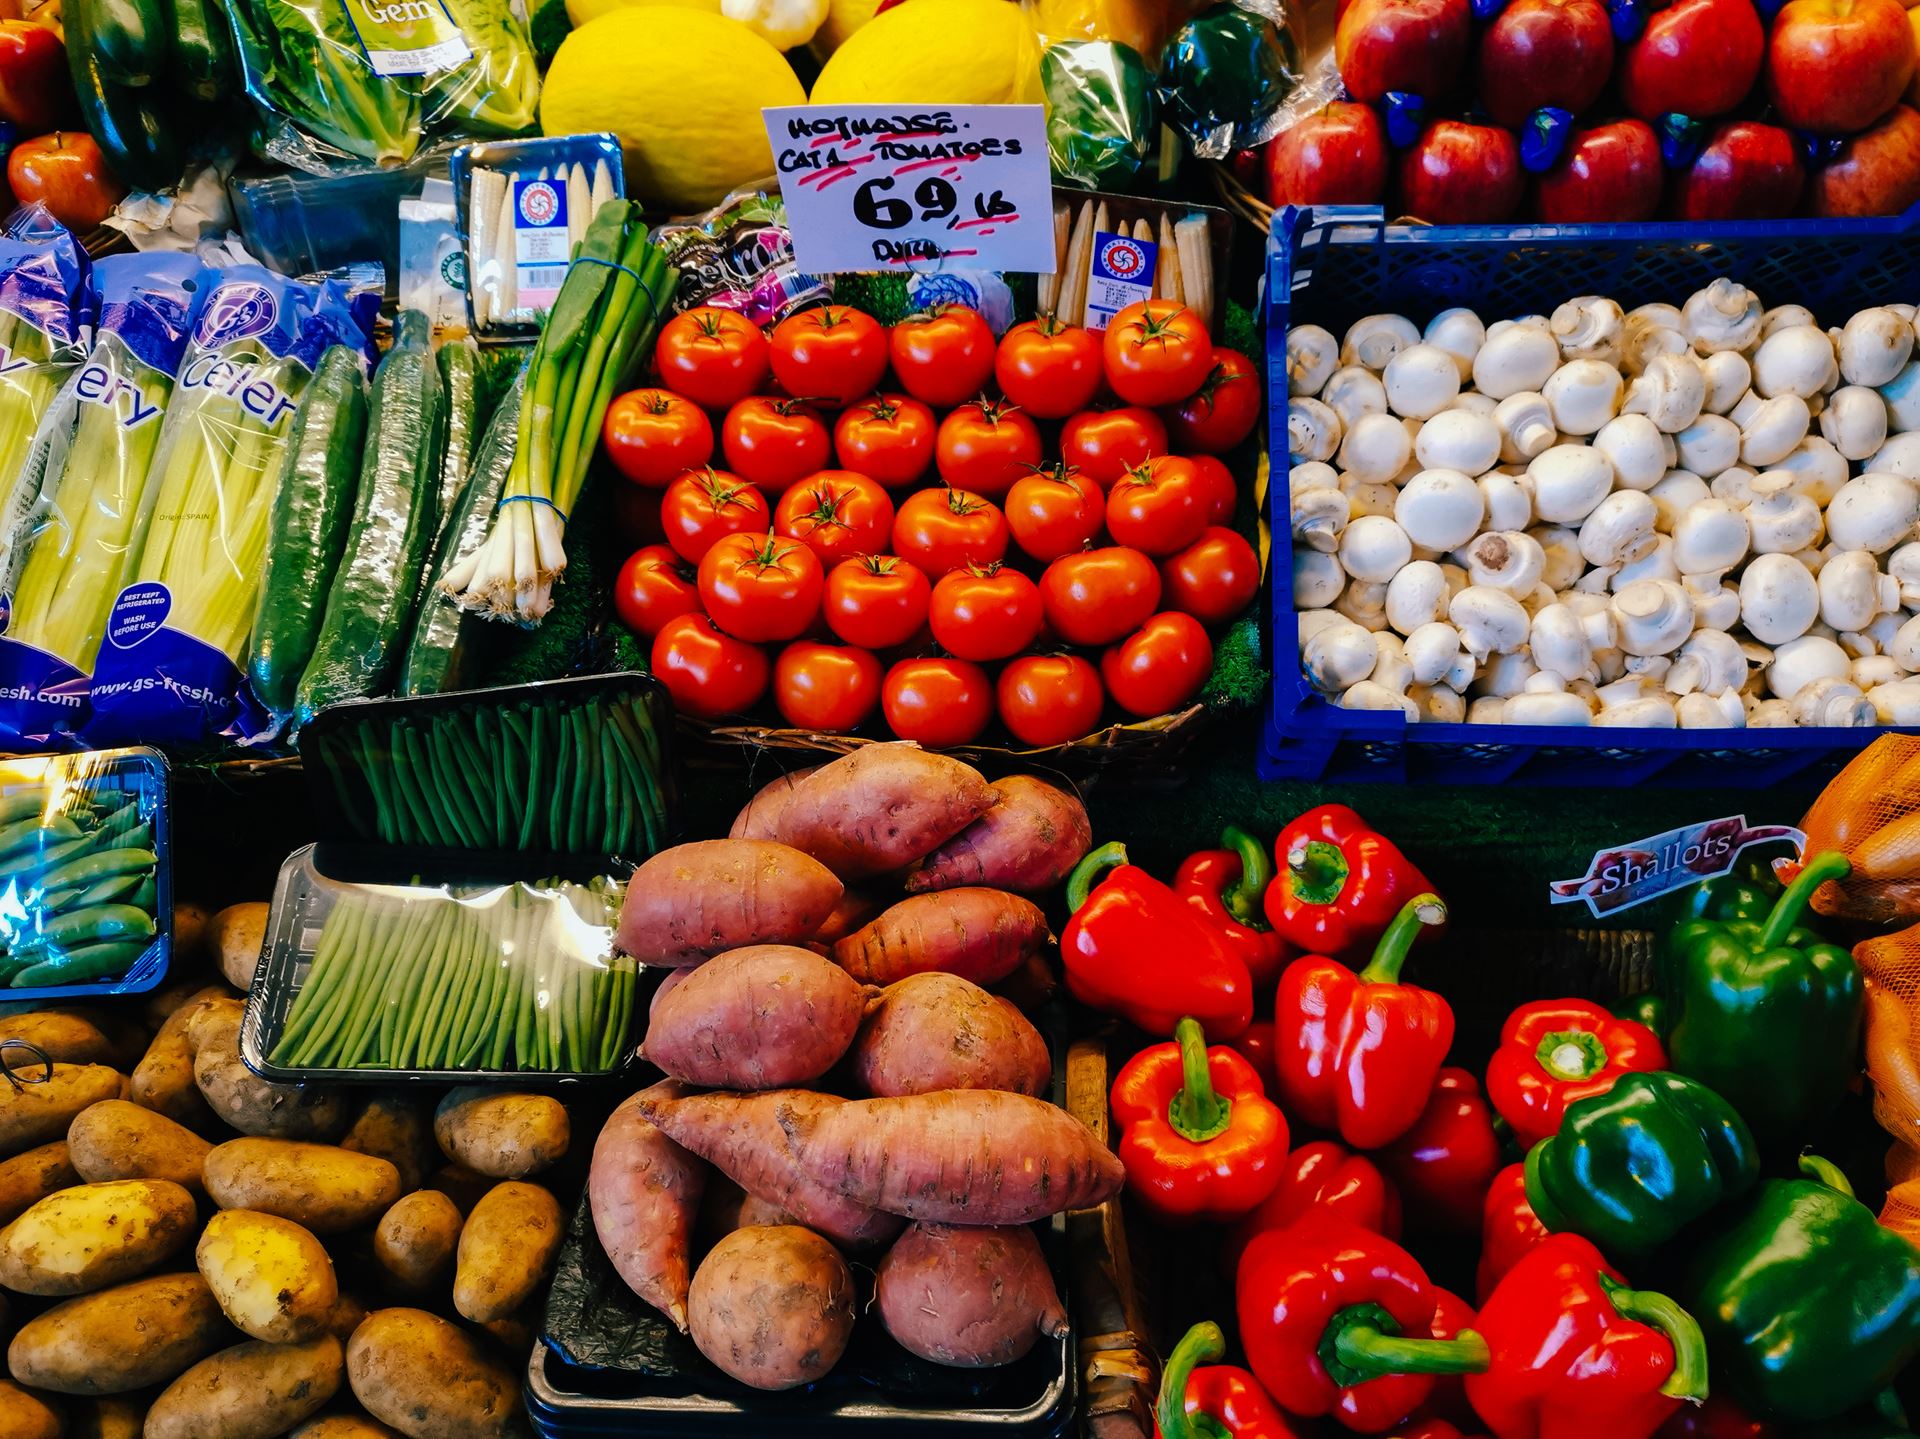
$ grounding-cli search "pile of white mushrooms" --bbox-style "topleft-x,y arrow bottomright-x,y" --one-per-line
1288,280 -> 1920,729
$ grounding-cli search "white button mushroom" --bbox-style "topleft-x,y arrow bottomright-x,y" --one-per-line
1415,409 -> 1502,476
1747,696 -> 1794,725
1464,530 -> 1546,594
1340,681 -> 1420,717
1760,304 -> 1818,340
1687,579 -> 1743,633
1866,432 -> 1920,481
1383,344 -> 1462,420
1887,543 -> 1920,607
1334,580 -> 1390,632
1818,549 -> 1901,632
1672,498 -> 1750,578
1467,696 -> 1508,723
1752,324 -> 1838,399
1403,622 -> 1464,685
1529,445 -> 1614,524
1577,490 -> 1659,568
1505,691 -> 1596,725
1826,472 -> 1919,554
1592,414 -> 1668,491
1789,675 -> 1877,726
1891,614 -> 1920,673
1368,631 -> 1413,692
1288,325 -> 1339,398
1869,678 -> 1920,722
1648,471 -> 1712,535
1293,460 -> 1339,493
1424,308 -> 1486,379
1772,437 -> 1849,507
1710,466 -> 1760,505
1675,415 -> 1742,478
1288,398 -> 1342,463
1611,579 -> 1695,656
1297,609 -> 1349,648
1765,634 -> 1851,699
1882,360 -> 1920,432
1473,321 -> 1561,400
1339,514 -> 1414,583
1551,296 -> 1626,366
1531,601 -> 1613,683
1855,655 -> 1906,691
1321,367 -> 1389,430
1303,619 -> 1378,693
1493,392 -> 1557,465
1624,307 -> 1689,375
1623,353 -> 1708,433
1291,485 -> 1351,554
1395,469 -> 1485,552
1450,585 -> 1531,659
1701,351 -> 1754,415
1728,389 -> 1764,429
1666,629 -> 1748,696
1740,552 -> 1820,643
1543,359 -> 1624,437
1409,682 -> 1468,722
1613,536 -> 1681,590
1739,395 -> 1813,469
1341,314 -> 1421,373
1339,473 -> 1399,520
1744,474 -> 1825,554
1293,548 -> 1345,609
1682,279 -> 1764,355
1449,391 -> 1499,420
1337,412 -> 1414,484
1839,307 -> 1916,388
1595,695 -> 1679,728
1677,690 -> 1746,727
1528,525 -> 1584,591
1477,471 -> 1534,533
1384,561 -> 1449,634
1818,385 -> 1889,463
1474,651 -> 1543,698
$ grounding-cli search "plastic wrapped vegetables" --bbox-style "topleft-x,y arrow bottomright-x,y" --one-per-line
87,265 -> 379,746
0,254 -> 202,751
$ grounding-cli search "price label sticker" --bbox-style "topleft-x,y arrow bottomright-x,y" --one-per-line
763,104 -> 1055,275
511,177 -> 571,311
1085,230 -> 1156,332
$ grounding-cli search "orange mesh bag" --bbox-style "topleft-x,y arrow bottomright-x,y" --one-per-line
1858,952 -> 1920,1158
1885,1132 -> 1920,1245
1784,735 -> 1920,923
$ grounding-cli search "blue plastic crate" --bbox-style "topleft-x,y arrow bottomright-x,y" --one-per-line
1261,204 -> 1920,786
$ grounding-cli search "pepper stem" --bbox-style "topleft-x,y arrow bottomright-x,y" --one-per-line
1759,850 -> 1850,950
1799,1152 -> 1856,1198
1221,826 -> 1273,931
1167,1016 -> 1232,1143
1066,841 -> 1128,914
1597,1274 -> 1709,1403
1535,1028 -> 1608,1081
1319,1303 -> 1490,1389
1156,1322 -> 1226,1439
1357,893 -> 1447,985
1287,837 -> 1349,906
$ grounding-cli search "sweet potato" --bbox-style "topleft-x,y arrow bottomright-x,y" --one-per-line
636,1089 -> 903,1250
875,1222 -> 1068,1367
733,744 -> 996,880
688,1226 -> 854,1390
809,885 -> 888,949
589,1082 -> 707,1331
907,776 -> 1091,895
776,1090 -> 1125,1224
833,888 -> 1049,987
727,766 -> 818,840
642,945 -> 870,1089
853,974 -> 1050,1098
616,839 -> 844,968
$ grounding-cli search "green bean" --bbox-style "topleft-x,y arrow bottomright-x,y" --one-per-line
397,902 -> 459,1068
386,724 -> 443,847
275,897 -> 363,1058
546,709 -> 571,853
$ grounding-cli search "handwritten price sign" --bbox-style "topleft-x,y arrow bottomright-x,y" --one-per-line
763,104 -> 1055,275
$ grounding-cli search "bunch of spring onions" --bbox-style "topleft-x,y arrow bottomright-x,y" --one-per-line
442,199 -> 676,624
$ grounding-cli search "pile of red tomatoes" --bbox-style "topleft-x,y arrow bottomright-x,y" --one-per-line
603,298 -> 1263,748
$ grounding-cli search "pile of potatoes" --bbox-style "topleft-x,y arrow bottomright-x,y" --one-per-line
594,744 -> 1118,1392
0,901 -> 579,1439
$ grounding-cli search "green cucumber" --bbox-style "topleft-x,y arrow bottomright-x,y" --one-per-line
84,0 -> 169,88
170,0 -> 236,100
66,0 -> 179,195
249,345 -> 370,716
396,375 -> 523,698
432,339 -> 484,527
295,313 -> 447,726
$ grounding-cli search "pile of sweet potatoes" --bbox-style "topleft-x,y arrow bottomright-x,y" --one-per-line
593,744 -> 1107,1389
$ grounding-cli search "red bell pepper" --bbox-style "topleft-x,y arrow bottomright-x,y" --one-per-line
1654,1395 -> 1780,1438
1273,893 -> 1453,1150
1112,1016 -> 1288,1222
1379,1068 -> 1502,1236
1265,804 -> 1439,957
1475,1163 -> 1551,1304
1231,1019 -> 1277,1092
1224,1140 -> 1401,1274
0,23 -> 70,135
1063,842 -> 1253,1040
1484,999 -> 1667,1150
1464,1233 -> 1708,1439
1236,1218 -> 1489,1433
1390,1423 -> 1489,1439
1415,1287 -> 1480,1433
1177,826 -> 1290,990
1156,1321 -> 1303,1439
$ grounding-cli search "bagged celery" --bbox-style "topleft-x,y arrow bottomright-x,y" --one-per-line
86,264 -> 379,747
0,254 -> 204,751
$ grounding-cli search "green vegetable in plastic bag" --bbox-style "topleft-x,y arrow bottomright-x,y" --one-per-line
436,0 -> 542,135
1043,39 -> 1157,190
230,0 -> 421,166
1159,3 -> 1299,159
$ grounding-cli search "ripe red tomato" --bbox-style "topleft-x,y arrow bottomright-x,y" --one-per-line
1103,300 -> 1215,407
1187,454 -> 1237,524
934,399 -> 1043,498
823,555 -> 930,649
696,532 -> 824,643
889,304 -> 996,408
1061,407 -> 1168,490
1101,612 -> 1214,717
613,545 -> 700,638
997,654 -> 1105,747
928,564 -> 1044,662
773,641 -> 883,732
1161,526 -> 1260,624
995,316 -> 1103,419
1106,456 -> 1209,557
1040,547 -> 1162,646
1004,465 -> 1105,562
660,468 -> 770,564
833,393 -> 935,487
892,486 -> 1009,577
882,657 -> 993,746
654,306 -> 771,411
769,304 -> 888,406
1166,349 -> 1261,454
651,614 -> 768,719
602,388 -> 714,487
721,397 -> 831,493
773,470 -> 895,565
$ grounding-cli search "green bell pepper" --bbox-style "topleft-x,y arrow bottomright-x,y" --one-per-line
1664,852 -> 1862,1146
1524,1070 -> 1758,1256
1042,40 -> 1158,190
1684,1155 -> 1920,1424
1610,991 -> 1667,1040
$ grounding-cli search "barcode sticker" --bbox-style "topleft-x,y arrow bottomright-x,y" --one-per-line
520,267 -> 570,291
513,178 -> 571,313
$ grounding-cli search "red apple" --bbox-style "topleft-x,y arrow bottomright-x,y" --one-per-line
1668,120 -> 1806,219
1808,103 -> 1920,216
1336,0 -> 1473,103
6,132 -> 125,232
1264,102 -> 1391,207
1768,0 -> 1915,134
1398,120 -> 1524,224
1532,119 -> 1662,222
1618,0 -> 1764,120
1909,8 -> 1920,106
1477,0 -> 1614,127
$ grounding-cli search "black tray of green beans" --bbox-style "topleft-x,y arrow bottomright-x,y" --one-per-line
0,747 -> 171,1000
297,672 -> 678,862
240,843 -> 640,1087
